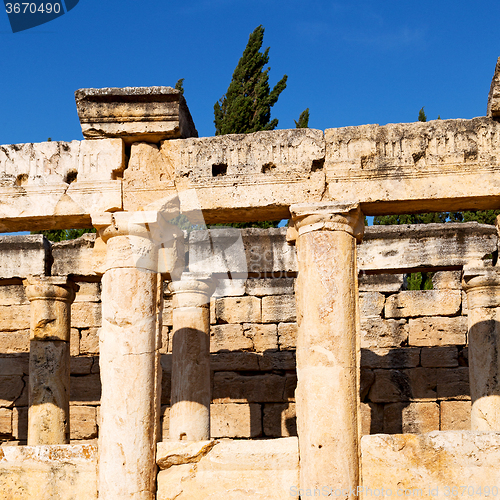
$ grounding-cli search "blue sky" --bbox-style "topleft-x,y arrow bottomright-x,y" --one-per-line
1,0 -> 499,145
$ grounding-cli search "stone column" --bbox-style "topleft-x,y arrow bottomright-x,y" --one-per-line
463,267 -> 500,430
288,202 -> 364,498
24,276 -> 78,445
168,273 -> 215,441
93,211 -> 183,500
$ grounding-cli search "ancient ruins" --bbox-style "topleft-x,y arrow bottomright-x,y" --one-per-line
0,57 -> 500,499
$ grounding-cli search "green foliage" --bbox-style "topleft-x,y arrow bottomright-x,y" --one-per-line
175,78 -> 185,95
418,107 -> 427,122
373,212 -> 448,225
295,108 -> 310,128
32,228 -> 96,242
214,25 -> 288,136
449,210 -> 500,225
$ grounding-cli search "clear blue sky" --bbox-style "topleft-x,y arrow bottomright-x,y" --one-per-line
0,1 -> 499,144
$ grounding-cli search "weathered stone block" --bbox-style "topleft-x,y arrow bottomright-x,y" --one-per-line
278,322 -> 297,350
12,406 -> 27,440
0,331 -> 29,353
0,375 -> 25,407
360,318 -> 408,348
440,400 -> 471,430
52,234 -> 98,277
0,305 -> 30,331
0,408 -> 12,436
488,56 -> 500,119
215,296 -> 261,324
432,270 -> 462,289
246,278 -> 295,296
70,406 -> 97,440
385,290 -> 461,318
0,285 -> 28,306
213,372 -> 286,403
421,346 -> 458,368
383,402 -> 439,434
368,370 -> 412,403
0,355 -> 28,376
79,328 -> 99,355
436,367 -> 470,400
361,348 -> 420,369
71,303 -> 102,329
360,402 -> 384,436
210,324 -> 251,352
263,402 -> 296,437
243,323 -> 278,351
405,367 -> 438,400
360,292 -> 385,317
210,352 -> 260,371
358,273 -> 405,292
210,403 -> 261,438
261,295 -> 296,323
156,438 -> 299,500
257,352 -> 296,372
70,357 -> 93,375
74,282 -> 100,303
70,328 -> 80,356
0,235 -> 51,278
213,279 -> 246,297
409,316 -> 467,347
70,374 -> 101,405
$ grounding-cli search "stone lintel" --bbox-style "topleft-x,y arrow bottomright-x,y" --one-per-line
288,201 -> 364,243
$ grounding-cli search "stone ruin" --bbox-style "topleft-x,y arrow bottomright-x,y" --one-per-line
0,57 -> 500,499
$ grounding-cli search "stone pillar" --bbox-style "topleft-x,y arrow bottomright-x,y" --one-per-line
463,267 -> 500,430
288,202 -> 364,498
93,211 -> 183,500
168,273 -> 215,441
24,276 -> 78,445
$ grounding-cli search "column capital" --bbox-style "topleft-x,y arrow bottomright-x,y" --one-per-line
168,273 -> 216,308
463,267 -> 500,309
24,276 -> 78,303
287,202 -> 364,244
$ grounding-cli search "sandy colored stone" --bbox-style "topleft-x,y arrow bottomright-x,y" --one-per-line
0,284 -> 29,305
0,331 -> 29,353
487,56 -> 500,119
162,298 -> 173,326
359,292 -> 385,317
421,346 -> 458,367
385,290 -> 461,318
383,402 -> 439,434
71,302 -> 102,329
215,296 -> 261,324
12,407 -> 28,441
210,324 -> 250,352
0,444 -> 97,500
360,318 -> 408,348
156,438 -> 299,500
213,372 -> 286,403
263,403 -> 297,437
409,316 -> 467,346
73,282 -> 100,302
213,278 -> 246,297
361,431 -> 500,497
361,347 -> 420,369
358,273 -> 404,292
51,233 -> 99,277
210,403 -> 261,438
79,328 -> 99,354
432,270 -> 462,289
70,406 -> 97,440
70,327 -> 80,356
440,400 -> 471,430
0,408 -> 12,436
246,278 -> 294,296
0,305 -> 30,331
261,295 -> 296,323
360,402 -> 384,436
277,322 -> 297,350
243,323 -> 278,351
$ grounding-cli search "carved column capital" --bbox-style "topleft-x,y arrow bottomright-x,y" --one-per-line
463,267 -> 500,309
168,273 -> 216,308
287,202 -> 364,244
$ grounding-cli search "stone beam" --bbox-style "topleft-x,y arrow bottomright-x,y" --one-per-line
0,235 -> 51,278
188,223 -> 497,275
0,139 -> 124,232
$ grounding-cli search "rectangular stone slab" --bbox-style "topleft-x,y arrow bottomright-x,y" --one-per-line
0,234 -> 51,278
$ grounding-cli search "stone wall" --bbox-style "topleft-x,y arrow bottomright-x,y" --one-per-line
0,227 -> 482,444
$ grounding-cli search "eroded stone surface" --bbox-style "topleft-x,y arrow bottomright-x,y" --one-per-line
487,57 -> 500,119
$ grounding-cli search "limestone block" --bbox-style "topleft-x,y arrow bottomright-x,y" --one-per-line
75,86 -> 197,143
0,408 -> 12,436
0,355 -> 28,376
383,402 -> 440,434
359,292 -> 385,317
213,372 -> 286,403
210,324 -> 250,352
487,56 -> 500,119
261,295 -> 296,323
0,235 -> 51,279
0,375 -> 25,407
210,298 -> 215,325
326,118 -> 500,215
70,374 -> 101,405
12,406 -> 28,440
0,284 -> 29,305
421,346 -> 458,367
52,234 -> 98,276
432,270 -> 462,289
162,129 -> 325,223
210,403 -> 262,438
160,405 -> 170,440
246,278 -> 295,296
360,402 -> 384,436
361,347 -> 420,369
0,444 -> 97,500
361,432 -> 500,497
360,318 -> 408,348
243,323 -> 278,351
360,369 -> 376,400
79,328 -> 99,354
259,352 -> 297,372
409,316 -> 467,346
215,296 -> 261,324
70,302 -> 102,329
210,352 -> 260,371
162,298 -> 173,326
263,402 -> 297,437
70,357 -> 93,375
0,305 -> 30,331
73,282 -> 100,302
0,331 -> 29,352
436,367 -> 470,400
156,438 -> 299,500
214,279 -> 246,298
278,322 -> 298,349
368,370 -> 412,403
358,273 -> 404,293
70,328 -> 80,356
70,406 -> 97,440
385,290 -> 461,318
440,400 -> 471,430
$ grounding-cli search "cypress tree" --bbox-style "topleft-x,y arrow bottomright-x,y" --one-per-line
214,25 -> 288,136
295,108 -> 310,128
